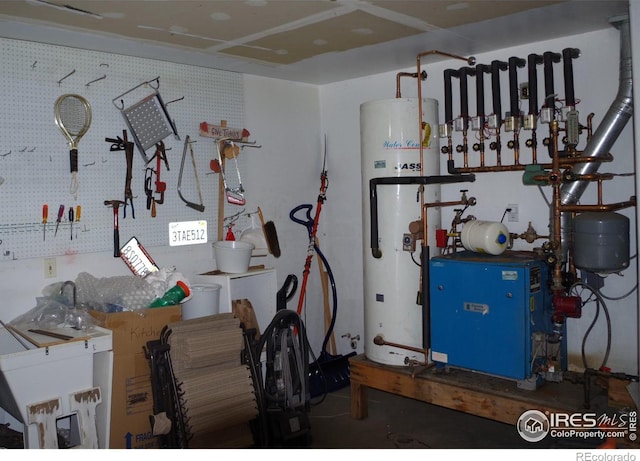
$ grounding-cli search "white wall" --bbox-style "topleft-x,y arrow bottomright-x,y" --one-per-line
318,26 -> 637,374
0,19 -> 636,378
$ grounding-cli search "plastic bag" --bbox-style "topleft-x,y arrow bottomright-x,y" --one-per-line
9,296 -> 96,331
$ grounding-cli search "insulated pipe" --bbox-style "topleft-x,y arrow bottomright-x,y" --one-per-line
475,64 -> 491,124
458,67 -> 476,131
490,60 -> 508,125
527,54 -> 543,115
562,48 -> 581,108
443,69 -> 459,126
543,51 -> 562,111
368,175 -> 476,259
475,64 -> 491,166
559,15 -> 633,256
543,51 -> 562,158
508,57 -> 526,117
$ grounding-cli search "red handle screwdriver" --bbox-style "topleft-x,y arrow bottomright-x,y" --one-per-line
42,205 -> 48,241
54,205 -> 64,237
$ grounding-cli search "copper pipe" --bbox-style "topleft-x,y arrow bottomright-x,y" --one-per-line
478,131 -> 486,167
447,136 -> 454,163
549,120 -> 564,291
373,334 -> 428,357
560,198 -> 636,213
513,131 -> 521,165
416,50 -> 475,251
417,50 -> 476,64
396,71 -> 427,98
462,130 -> 469,168
531,130 -> 538,164
422,195 -> 474,254
495,130 -> 503,166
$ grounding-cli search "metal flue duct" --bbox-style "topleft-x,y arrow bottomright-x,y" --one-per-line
559,14 -> 633,255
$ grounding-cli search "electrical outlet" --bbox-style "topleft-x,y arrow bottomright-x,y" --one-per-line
44,257 -> 56,278
507,204 -> 519,223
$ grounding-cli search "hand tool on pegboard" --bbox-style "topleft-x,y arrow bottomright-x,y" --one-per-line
112,76 -> 180,164
177,136 -> 205,212
146,142 -> 169,207
105,130 -> 136,219
42,204 -> 48,241
75,205 -> 81,239
54,204 -> 64,238
104,200 -> 124,257
144,168 -> 157,217
68,207 -> 74,241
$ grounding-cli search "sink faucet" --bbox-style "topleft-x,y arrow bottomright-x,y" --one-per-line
60,280 -> 76,308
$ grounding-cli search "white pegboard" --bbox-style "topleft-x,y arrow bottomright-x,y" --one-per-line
0,37 -> 249,260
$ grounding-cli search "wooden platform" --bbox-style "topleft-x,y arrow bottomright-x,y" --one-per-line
349,354 -> 617,425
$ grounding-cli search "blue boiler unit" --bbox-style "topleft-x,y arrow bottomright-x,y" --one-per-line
429,251 -> 562,386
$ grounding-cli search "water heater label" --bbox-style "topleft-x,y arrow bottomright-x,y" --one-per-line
502,270 -> 519,281
464,302 -> 489,315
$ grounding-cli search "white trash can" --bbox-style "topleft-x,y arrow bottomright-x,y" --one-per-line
182,283 -> 222,320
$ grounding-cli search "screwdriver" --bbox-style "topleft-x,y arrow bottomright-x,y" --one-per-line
69,207 -> 74,240
75,205 -> 81,239
42,204 -> 48,241
54,204 -> 64,237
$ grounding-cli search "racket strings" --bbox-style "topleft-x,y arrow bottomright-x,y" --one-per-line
59,98 -> 89,136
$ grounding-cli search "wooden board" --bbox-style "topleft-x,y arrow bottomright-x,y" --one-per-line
8,325 -> 94,348
349,354 -> 597,425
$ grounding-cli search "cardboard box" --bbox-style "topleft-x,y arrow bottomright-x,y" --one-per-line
91,305 -> 182,449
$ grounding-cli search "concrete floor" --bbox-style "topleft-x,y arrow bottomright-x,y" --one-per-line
307,386 -> 608,450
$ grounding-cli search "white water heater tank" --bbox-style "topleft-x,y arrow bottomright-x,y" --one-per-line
361,98 -> 440,366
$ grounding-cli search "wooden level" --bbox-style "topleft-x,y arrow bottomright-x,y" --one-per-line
349,354 -> 619,425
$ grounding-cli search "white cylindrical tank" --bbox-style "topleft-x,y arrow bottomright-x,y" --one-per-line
460,220 -> 510,255
361,98 -> 440,366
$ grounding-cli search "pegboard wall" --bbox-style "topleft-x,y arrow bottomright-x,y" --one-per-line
0,37 -> 249,261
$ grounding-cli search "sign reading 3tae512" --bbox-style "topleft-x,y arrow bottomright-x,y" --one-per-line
169,220 -> 208,246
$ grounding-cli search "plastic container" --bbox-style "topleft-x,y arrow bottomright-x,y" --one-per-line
460,220 -> 509,255
182,283 -> 222,320
213,240 -> 254,273
149,280 -> 190,307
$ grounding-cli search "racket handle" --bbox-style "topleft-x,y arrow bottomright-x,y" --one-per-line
70,148 -> 78,173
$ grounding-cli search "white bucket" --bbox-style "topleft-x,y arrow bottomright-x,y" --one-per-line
182,283 -> 222,320
213,240 -> 255,273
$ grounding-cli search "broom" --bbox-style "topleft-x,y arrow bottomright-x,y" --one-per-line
257,206 -> 281,257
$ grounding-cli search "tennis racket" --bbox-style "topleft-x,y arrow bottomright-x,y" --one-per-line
54,94 -> 92,199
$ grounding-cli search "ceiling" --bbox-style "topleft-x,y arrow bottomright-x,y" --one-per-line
0,0 -> 629,84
